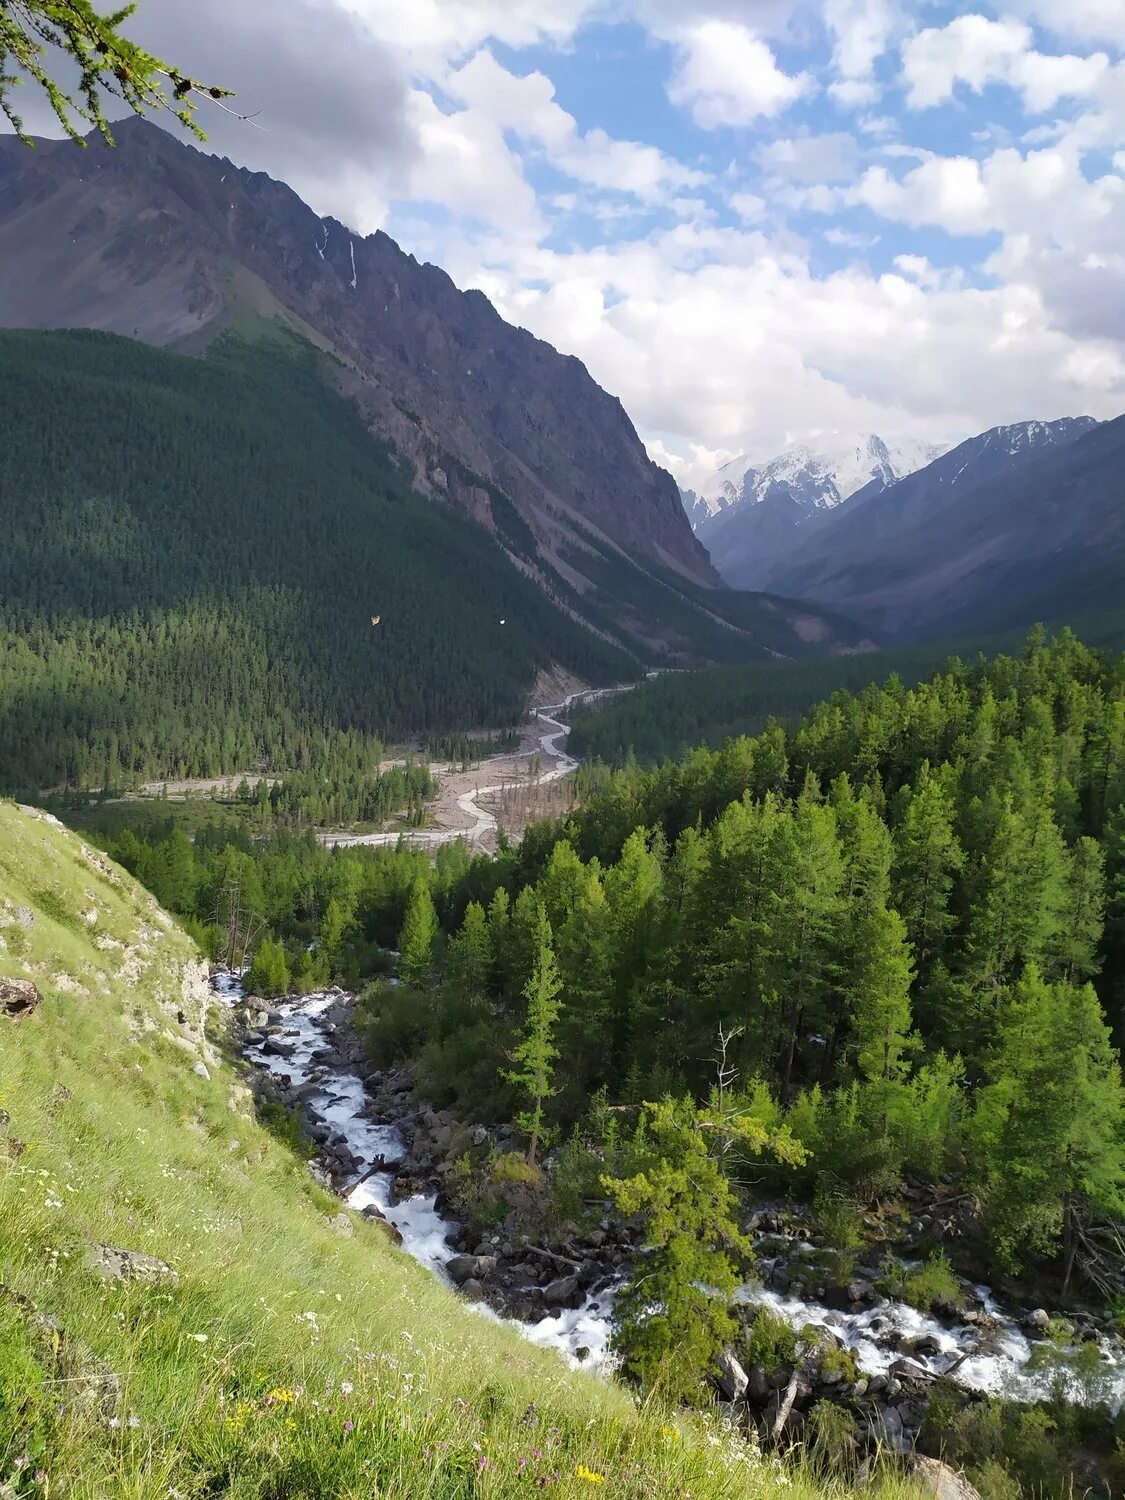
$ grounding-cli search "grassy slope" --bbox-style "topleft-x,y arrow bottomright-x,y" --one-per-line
0,801 -> 918,1499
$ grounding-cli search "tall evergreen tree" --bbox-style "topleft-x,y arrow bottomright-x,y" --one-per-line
505,903 -> 563,1164
972,966 -> 1125,1276
399,878 -> 439,989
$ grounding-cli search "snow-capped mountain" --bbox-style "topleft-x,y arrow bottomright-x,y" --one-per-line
682,432 -> 947,533
704,414 -> 1109,631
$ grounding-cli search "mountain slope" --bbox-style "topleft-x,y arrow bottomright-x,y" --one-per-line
692,434 -> 946,588
1,797 -> 887,1499
758,415 -> 1116,638
0,327 -> 631,790
0,120 -> 713,604
0,327 -> 873,793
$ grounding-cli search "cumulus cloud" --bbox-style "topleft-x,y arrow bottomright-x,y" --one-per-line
5,0 -> 1122,469
824,0 -> 901,105
667,20 -> 811,126
445,50 -> 706,204
758,132 -> 860,183
903,14 -> 1110,112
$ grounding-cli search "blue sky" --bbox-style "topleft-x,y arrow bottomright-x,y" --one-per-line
23,0 -> 1125,487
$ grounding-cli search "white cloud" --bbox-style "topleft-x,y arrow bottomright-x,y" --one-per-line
446,50 -> 706,204
667,20 -> 811,127
339,0 -> 598,71
730,192 -> 767,221
758,132 -> 859,183
997,0 -> 1125,48
824,0 -> 900,106
903,14 -> 1110,112
824,226 -> 881,248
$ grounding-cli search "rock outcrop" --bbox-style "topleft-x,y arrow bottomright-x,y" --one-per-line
0,976 -> 43,1021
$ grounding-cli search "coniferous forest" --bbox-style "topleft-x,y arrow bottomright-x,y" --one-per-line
107,631 -> 1125,1285
0,327 -> 632,796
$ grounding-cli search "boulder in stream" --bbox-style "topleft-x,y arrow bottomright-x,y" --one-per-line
447,1253 -> 497,1285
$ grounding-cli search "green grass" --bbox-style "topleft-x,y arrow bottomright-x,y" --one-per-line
0,800 -> 922,1498
880,1254 -> 966,1315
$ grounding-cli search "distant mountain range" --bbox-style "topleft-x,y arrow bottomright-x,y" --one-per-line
696,415 -> 1125,641
0,119 -> 874,667
682,433 -> 946,533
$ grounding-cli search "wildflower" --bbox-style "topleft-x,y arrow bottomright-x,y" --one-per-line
339,1380 -> 354,1396
189,1332 -> 209,1343
343,1420 -> 354,1434
661,1424 -> 681,1442
265,1387 -> 298,1406
127,1415 -> 141,1429
576,1464 -> 606,1484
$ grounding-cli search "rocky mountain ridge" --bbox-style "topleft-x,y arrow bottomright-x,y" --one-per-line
0,119 -> 714,613
734,415 -> 1121,639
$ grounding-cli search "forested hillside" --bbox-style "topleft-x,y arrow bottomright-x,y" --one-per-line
570,617 -> 1125,765
105,630 -> 1125,1269
96,629 -> 1125,1493
0,328 -> 630,794
0,328 -> 874,799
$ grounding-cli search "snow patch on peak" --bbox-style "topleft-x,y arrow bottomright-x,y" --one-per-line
685,432 -> 948,531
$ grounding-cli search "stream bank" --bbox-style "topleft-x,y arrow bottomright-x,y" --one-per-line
216,973 -> 1125,1490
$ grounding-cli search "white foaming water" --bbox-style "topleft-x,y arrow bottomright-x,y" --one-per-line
230,975 -> 1125,1407
234,980 -> 614,1369
739,1279 -> 1125,1411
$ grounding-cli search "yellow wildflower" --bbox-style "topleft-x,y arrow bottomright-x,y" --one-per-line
576,1464 -> 606,1484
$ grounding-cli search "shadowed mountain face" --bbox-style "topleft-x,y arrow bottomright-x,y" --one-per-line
0,120 -> 713,600
743,416 -> 1125,640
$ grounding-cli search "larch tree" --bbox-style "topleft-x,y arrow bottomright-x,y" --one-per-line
972,966 -> 1125,1278
398,878 -> 438,990
445,899 -> 491,1006
505,901 -> 563,1165
1,0 -> 229,143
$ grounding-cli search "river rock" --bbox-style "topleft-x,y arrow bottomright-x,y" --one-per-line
746,1363 -> 772,1405
901,1333 -> 945,1359
913,1456 -> 982,1500
361,1208 -> 405,1247
715,1348 -> 749,1401
1,976 -> 43,1022
870,1403 -> 910,1455
543,1274 -> 581,1306
1025,1307 -> 1051,1332
447,1254 -> 497,1285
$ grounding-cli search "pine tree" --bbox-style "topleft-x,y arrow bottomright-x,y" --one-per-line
556,870 -> 614,1088
246,936 -> 290,999
972,966 -> 1125,1276
446,900 -> 491,1005
398,878 -> 438,989
851,902 -> 915,1085
1051,836 -> 1105,982
891,762 -> 963,973
505,902 -> 563,1164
